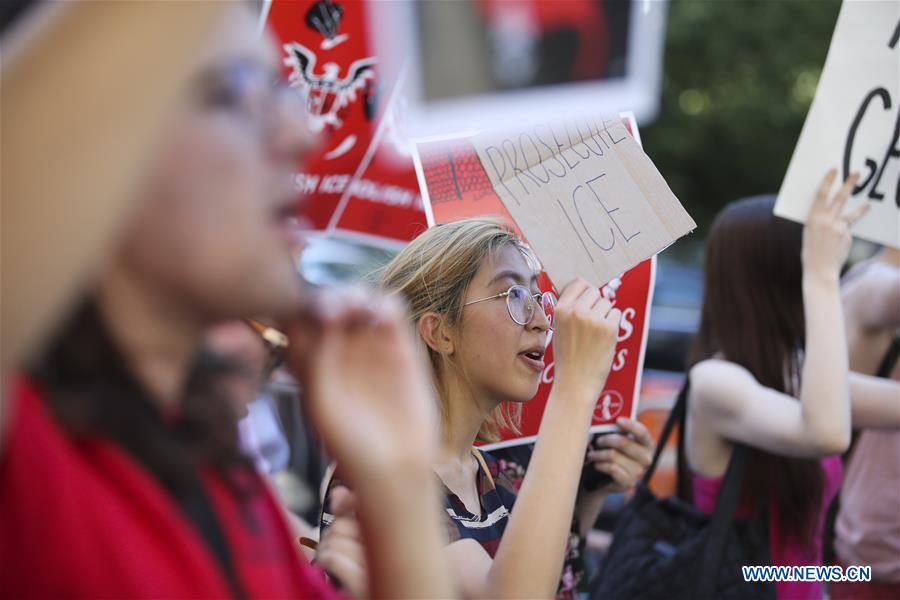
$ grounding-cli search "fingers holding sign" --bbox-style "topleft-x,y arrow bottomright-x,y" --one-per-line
552,278 -> 623,405
317,486 -> 368,599
803,169 -> 869,282
284,287 -> 438,484
586,418 -> 654,493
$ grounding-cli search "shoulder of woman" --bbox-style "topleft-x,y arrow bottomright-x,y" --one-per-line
688,359 -> 758,417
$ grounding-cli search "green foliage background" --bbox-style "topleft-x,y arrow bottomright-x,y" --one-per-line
642,0 -> 843,255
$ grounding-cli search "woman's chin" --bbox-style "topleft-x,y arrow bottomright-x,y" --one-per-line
507,379 -> 542,404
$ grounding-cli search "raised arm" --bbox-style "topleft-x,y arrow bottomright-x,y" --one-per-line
287,290 -> 453,599
843,261 -> 900,332
445,279 -> 621,598
691,171 -> 867,458
691,359 -> 848,458
849,371 -> 900,429
576,418 -> 653,538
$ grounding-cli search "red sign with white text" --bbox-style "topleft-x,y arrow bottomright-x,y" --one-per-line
411,118 -> 655,448
265,0 -> 428,246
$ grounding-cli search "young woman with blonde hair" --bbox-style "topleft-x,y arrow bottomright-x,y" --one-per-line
324,218 -> 653,598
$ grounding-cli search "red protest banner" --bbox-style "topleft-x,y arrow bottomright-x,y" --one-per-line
265,0 -> 427,246
410,115 -> 655,448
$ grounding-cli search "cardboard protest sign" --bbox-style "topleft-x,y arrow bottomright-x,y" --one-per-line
410,115 -> 657,447
265,0 -> 428,247
470,118 -> 694,289
776,1 -> 900,249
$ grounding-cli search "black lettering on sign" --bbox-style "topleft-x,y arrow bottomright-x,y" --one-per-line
602,118 -> 628,145
565,122 -> 591,160
587,175 -> 641,244
841,23 -> 900,207
550,125 -> 581,170
555,196 -> 595,263
868,106 -> 900,205
578,118 -> 606,157
483,145 -> 520,205
573,181 -> 615,251
591,118 -> 612,150
502,138 -> 542,195
842,21 -> 900,208
518,132 -> 552,184
533,124 -> 568,178
844,88 -> 891,195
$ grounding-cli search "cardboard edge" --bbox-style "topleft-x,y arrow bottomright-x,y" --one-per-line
472,116 -> 630,182
409,141 -> 436,228
315,228 -> 411,252
631,254 -> 657,420
410,130 -> 486,229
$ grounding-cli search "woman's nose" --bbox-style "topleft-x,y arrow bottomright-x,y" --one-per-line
269,88 -> 318,164
528,304 -> 552,333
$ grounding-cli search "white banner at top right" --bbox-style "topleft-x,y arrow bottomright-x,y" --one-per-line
776,0 -> 900,248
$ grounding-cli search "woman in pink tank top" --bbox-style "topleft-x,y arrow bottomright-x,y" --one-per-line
683,177 -> 900,599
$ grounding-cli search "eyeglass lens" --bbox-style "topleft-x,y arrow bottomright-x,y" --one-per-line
506,285 -> 556,326
506,286 -> 533,325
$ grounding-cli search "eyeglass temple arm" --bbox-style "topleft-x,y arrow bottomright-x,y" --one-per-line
462,292 -> 509,307
243,318 -> 289,348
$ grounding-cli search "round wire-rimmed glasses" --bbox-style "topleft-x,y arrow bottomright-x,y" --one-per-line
464,284 -> 556,328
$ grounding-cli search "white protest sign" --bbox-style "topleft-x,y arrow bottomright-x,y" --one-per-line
471,118 -> 695,288
776,1 -> 900,248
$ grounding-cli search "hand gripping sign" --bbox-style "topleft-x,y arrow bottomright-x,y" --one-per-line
776,0 -> 900,248
411,115 -> 694,448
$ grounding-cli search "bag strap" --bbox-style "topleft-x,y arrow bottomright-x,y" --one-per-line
677,377 -> 755,598
876,335 -> 900,378
695,444 -> 752,597
136,399 -> 247,600
641,378 -> 688,485
473,449 -> 496,488
642,377 -> 756,597
176,475 -> 246,600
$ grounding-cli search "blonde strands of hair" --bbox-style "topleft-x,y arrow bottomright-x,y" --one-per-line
378,218 -> 535,443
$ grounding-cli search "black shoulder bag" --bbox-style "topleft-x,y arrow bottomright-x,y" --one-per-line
591,381 -> 775,599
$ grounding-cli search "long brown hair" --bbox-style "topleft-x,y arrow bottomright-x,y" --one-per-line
688,195 -> 824,551
29,299 -> 256,501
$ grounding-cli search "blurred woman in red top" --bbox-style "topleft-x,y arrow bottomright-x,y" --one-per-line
0,2 -> 451,597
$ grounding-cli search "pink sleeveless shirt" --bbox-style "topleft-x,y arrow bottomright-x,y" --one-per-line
692,456 -> 843,599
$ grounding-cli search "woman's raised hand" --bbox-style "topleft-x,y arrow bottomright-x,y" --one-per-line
550,277 -> 622,404
285,287 -> 437,484
317,486 -> 368,599
802,169 -> 868,283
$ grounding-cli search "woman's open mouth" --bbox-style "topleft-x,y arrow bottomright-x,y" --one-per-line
271,199 -> 305,251
518,348 -> 545,372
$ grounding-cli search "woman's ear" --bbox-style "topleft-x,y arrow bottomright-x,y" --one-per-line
418,312 -> 455,355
